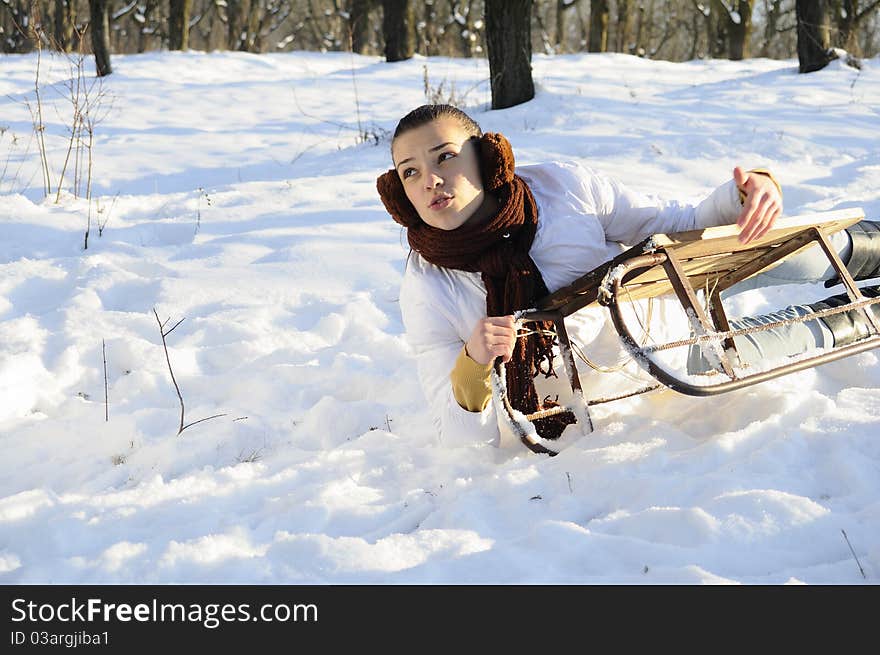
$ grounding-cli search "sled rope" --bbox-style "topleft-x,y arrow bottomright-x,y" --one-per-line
569,291 -> 656,374
641,294 -> 880,354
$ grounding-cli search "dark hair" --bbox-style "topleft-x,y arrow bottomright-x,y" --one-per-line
391,104 -> 482,145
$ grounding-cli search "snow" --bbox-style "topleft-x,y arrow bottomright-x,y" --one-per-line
1,50 -> 879,584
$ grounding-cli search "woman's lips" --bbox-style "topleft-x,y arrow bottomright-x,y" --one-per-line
430,195 -> 453,210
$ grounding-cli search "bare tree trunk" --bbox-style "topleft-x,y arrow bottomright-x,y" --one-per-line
485,0 -> 534,109
415,0 -> 438,55
349,0 -> 371,53
797,0 -> 836,72
554,0 -> 583,52
1,0 -> 30,52
588,0 -> 608,52
761,0 -> 783,57
168,0 -> 192,50
616,0 -> 631,52
454,0 -> 479,57
836,0 -> 859,53
689,2 -> 701,58
832,0 -> 880,56
53,0 -> 76,51
134,0 -> 160,53
89,0 -> 112,76
245,1 -> 261,51
715,0 -> 752,60
382,0 -> 413,61
705,1 -> 727,57
227,0 -> 247,50
555,0 -> 566,50
634,1 -> 648,56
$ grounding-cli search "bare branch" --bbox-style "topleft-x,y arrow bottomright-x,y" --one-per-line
152,307 -> 226,436
163,317 -> 186,338
181,413 -> 228,433
841,529 -> 867,579
103,338 -> 109,422
153,307 -> 186,435
857,0 -> 880,23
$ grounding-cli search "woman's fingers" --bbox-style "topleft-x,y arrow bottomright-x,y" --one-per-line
752,203 -> 781,241
739,191 -> 781,244
467,315 -> 517,365
739,196 -> 766,242
475,339 -> 513,364
736,171 -> 782,244
484,315 -> 516,329
484,317 -> 516,363
488,342 -> 514,363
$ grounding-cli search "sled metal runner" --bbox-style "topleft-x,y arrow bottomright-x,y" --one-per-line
498,208 -> 880,456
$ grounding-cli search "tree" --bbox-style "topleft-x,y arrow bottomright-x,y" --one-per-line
830,0 -> 880,56
554,0 -> 583,52
760,0 -> 785,57
451,0 -> 481,58
633,2 -> 651,56
712,0 -> 752,60
615,0 -> 631,52
796,0 -> 836,72
485,0 -> 534,109
53,0 -> 76,51
1,0 -> 876,60
382,0 -> 413,61
224,0 -> 245,50
0,0 -> 31,52
169,0 -> 192,50
698,1 -> 728,58
88,0 -> 112,76
588,0 -> 608,52
349,0 -> 372,53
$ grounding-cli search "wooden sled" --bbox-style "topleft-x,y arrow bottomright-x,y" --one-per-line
495,208 -> 880,456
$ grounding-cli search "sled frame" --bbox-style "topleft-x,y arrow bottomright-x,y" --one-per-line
500,208 -> 880,456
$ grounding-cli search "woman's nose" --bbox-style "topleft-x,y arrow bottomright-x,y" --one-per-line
425,170 -> 443,189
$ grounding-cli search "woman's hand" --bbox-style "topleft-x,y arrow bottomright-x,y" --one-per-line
465,315 -> 517,366
734,166 -> 783,244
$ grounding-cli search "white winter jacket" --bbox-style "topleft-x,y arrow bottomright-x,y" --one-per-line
399,161 -> 743,447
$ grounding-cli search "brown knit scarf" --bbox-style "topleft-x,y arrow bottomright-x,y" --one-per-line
377,132 -> 576,440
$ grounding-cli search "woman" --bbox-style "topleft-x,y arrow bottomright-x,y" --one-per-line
376,104 -> 880,448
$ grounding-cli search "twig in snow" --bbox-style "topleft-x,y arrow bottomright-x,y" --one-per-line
153,308 -> 226,435
102,339 -> 109,422
153,307 -> 186,435
97,192 -> 120,237
153,309 -> 230,437
181,413 -> 227,432
163,316 -> 186,337
841,529 -> 866,579
195,187 -> 211,235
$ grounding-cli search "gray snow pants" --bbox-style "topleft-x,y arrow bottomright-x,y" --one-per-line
687,229 -> 854,372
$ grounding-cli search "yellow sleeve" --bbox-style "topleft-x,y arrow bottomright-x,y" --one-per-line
738,168 -> 783,204
450,345 -> 494,412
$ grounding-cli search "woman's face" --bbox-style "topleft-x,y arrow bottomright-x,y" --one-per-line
391,117 -> 487,231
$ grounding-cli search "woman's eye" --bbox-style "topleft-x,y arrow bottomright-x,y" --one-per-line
439,151 -> 456,162
402,168 -> 417,179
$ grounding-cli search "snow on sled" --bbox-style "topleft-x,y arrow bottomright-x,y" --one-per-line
494,208 -> 880,456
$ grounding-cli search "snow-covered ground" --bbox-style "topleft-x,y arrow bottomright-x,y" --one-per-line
1,49 -> 878,584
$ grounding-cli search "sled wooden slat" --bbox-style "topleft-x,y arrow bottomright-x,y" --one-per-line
648,209 -> 864,259
535,208 -> 865,315
626,248 -> 775,283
